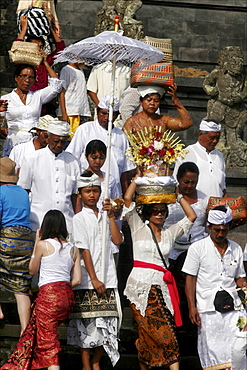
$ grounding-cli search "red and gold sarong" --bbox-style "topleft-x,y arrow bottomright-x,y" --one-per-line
0,281 -> 74,370
130,285 -> 180,368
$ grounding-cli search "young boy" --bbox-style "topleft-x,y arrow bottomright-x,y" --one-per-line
58,62 -> 91,138
67,172 -> 123,369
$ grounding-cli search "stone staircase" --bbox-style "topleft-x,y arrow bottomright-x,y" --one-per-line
0,290 -> 202,369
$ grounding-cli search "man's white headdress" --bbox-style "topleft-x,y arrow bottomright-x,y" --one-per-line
98,95 -> 120,112
199,120 -> 221,132
208,206 -> 232,224
48,120 -> 70,136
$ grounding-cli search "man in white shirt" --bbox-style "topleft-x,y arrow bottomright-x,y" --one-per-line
18,120 -> 80,234
87,61 -> 131,107
66,95 -> 135,195
182,206 -> 246,370
173,119 -> 226,197
9,115 -> 54,172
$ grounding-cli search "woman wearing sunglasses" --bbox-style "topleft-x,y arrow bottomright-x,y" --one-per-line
0,55 -> 62,156
123,171 -> 196,370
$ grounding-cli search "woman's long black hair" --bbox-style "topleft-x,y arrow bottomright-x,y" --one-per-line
40,210 -> 68,246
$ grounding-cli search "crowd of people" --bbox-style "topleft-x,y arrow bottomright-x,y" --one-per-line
0,12 -> 246,370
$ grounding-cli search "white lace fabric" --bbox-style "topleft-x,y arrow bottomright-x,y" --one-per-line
123,202 -> 193,316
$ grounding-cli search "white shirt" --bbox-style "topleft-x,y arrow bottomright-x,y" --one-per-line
66,120 -> 135,194
173,141 -> 226,197
87,61 -> 131,102
39,239 -> 75,288
1,78 -> 62,156
243,243 -> 247,262
123,202 -> 193,316
72,207 -> 118,290
18,146 -> 80,233
182,235 -> 246,313
9,138 -> 36,171
165,190 -> 208,259
119,87 -> 143,126
58,65 -> 91,117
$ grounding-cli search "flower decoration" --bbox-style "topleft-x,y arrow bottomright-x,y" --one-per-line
124,126 -> 188,174
237,316 -> 247,329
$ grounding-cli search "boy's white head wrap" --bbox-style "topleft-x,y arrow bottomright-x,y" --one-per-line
77,173 -> 101,189
199,120 -> 221,132
208,206 -> 232,225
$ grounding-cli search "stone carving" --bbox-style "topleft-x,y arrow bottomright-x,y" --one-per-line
203,46 -> 247,170
94,0 -> 144,39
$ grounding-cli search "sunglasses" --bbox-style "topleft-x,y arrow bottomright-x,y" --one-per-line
151,209 -> 167,216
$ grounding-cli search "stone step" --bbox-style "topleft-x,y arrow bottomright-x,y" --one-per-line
0,322 -> 202,369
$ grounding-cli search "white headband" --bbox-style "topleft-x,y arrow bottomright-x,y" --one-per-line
199,120 -> 221,132
98,95 -> 120,112
137,85 -> 165,98
208,206 -> 232,225
77,173 -> 101,189
48,120 -> 70,136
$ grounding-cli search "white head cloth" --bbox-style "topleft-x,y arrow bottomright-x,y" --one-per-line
208,206 -> 232,224
98,95 -> 120,111
199,120 -> 221,132
47,120 -> 70,136
77,173 -> 101,189
29,115 -> 58,133
135,176 -> 176,186
137,85 -> 165,98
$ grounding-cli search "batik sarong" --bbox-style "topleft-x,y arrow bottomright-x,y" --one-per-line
67,288 -> 120,366
0,281 -> 74,370
0,226 -> 34,294
130,285 -> 180,368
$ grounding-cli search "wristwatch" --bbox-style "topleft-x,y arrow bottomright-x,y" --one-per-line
176,194 -> 184,203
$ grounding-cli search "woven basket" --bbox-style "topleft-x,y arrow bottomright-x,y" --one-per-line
8,41 -> 43,66
130,61 -> 174,88
140,36 -> 173,63
207,196 -> 247,229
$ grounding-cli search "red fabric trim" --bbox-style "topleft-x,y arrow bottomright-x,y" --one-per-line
133,260 -> 182,327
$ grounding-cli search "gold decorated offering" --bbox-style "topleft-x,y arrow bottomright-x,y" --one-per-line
124,126 -> 188,204
124,126 -> 187,176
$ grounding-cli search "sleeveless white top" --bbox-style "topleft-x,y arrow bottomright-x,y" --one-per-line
38,238 -> 74,288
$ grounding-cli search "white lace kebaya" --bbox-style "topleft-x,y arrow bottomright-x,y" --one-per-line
123,202 -> 193,316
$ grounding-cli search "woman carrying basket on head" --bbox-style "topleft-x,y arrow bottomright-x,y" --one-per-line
123,170 -> 196,370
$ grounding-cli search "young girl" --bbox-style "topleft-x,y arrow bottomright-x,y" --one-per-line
123,172 -> 196,370
67,172 -> 123,370
1,210 -> 82,370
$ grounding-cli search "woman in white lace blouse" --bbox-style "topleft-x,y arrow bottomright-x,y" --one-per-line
123,172 -> 196,370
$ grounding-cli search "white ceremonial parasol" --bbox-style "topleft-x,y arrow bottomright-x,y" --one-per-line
54,30 -> 164,69
54,27 -> 164,282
